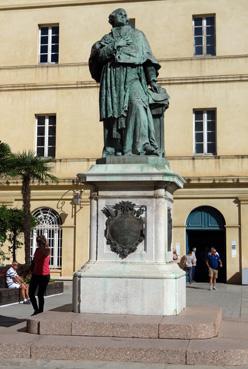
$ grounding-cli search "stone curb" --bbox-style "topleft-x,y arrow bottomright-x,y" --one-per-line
1,333 -> 248,365
26,305 -> 222,340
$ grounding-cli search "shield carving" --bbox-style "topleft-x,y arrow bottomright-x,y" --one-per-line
102,201 -> 145,259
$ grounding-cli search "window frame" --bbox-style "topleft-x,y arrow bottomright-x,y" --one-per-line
38,24 -> 59,64
193,108 -> 217,156
192,14 -> 216,57
31,207 -> 62,269
35,114 -> 56,158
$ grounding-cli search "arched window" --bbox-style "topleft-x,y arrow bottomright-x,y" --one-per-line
30,207 -> 62,268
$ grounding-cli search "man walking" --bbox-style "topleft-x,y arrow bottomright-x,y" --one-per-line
186,250 -> 196,284
206,247 -> 223,290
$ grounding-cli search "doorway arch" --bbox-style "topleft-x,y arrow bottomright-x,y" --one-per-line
186,206 -> 226,282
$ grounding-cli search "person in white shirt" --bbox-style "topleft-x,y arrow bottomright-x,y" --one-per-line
191,247 -> 197,281
6,262 -> 30,303
186,250 -> 197,284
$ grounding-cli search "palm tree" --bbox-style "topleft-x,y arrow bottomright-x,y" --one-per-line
7,151 -> 57,264
0,141 -> 12,174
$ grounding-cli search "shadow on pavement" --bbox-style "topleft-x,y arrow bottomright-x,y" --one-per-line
0,314 -> 25,327
186,285 -> 208,290
50,304 -> 72,312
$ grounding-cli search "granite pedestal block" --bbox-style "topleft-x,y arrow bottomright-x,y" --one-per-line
73,158 -> 185,315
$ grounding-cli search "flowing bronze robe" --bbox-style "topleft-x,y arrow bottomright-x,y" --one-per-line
89,25 -> 161,155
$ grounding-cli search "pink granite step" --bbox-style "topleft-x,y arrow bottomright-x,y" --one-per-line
0,333 -> 33,359
30,335 -> 188,364
159,305 -> 222,339
187,337 -> 248,366
27,305 -> 222,340
1,329 -> 248,365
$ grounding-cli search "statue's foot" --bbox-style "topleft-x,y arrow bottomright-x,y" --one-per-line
102,146 -> 115,157
144,144 -> 160,156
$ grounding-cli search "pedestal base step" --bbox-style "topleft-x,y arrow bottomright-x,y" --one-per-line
27,305 -> 222,340
3,324 -> 248,366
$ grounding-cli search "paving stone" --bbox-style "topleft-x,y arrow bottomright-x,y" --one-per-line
187,338 -> 248,365
159,305 -> 222,339
220,320 -> 248,340
0,333 -> 33,359
26,316 -> 40,334
38,312 -> 74,335
31,335 -> 188,364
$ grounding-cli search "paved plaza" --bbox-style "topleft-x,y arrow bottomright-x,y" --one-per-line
1,281 -> 248,368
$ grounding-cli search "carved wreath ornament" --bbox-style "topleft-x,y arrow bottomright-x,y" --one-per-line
102,201 -> 145,259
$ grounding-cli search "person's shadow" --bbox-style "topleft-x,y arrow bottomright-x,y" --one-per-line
0,314 -> 25,327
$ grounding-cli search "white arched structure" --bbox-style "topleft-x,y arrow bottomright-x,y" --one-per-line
30,207 -> 62,268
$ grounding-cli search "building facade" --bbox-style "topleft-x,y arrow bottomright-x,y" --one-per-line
0,0 -> 247,282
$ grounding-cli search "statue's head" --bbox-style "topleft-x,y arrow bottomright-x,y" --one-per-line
109,8 -> 129,27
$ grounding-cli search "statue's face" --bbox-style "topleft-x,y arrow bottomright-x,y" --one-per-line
112,9 -> 128,27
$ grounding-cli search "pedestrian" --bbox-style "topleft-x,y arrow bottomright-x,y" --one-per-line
172,248 -> 179,262
29,235 -> 50,316
178,254 -> 187,271
206,247 -> 223,290
185,250 -> 196,284
192,247 -> 197,281
6,262 -> 30,303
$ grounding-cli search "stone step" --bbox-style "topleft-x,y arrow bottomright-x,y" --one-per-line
27,305 -> 222,340
1,332 -> 248,365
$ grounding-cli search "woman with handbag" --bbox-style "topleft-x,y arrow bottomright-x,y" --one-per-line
29,235 -> 50,316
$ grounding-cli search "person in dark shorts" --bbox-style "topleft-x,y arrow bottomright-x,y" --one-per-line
206,247 -> 223,290
29,235 -> 50,315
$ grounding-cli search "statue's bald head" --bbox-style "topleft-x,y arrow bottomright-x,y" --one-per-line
108,8 -> 129,27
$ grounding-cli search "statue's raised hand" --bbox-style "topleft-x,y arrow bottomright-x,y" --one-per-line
150,81 -> 159,93
115,37 -> 132,48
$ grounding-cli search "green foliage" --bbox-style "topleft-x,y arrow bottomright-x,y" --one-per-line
0,205 -> 36,262
6,150 -> 58,183
0,142 -> 58,264
0,206 -> 10,244
0,141 -> 12,175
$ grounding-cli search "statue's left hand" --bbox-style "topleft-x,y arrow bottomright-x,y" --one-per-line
150,81 -> 159,93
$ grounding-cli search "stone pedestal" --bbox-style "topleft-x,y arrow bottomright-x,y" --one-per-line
73,157 -> 186,315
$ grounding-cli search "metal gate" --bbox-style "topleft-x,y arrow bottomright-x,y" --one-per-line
30,207 -> 62,268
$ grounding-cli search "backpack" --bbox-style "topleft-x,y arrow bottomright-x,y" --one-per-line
178,255 -> 187,271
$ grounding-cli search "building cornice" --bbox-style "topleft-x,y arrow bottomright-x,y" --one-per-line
0,0 -> 163,11
0,74 -> 247,92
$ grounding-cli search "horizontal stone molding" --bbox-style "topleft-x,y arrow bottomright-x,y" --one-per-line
0,74 -> 247,92
0,54 -> 247,71
0,0 -> 164,11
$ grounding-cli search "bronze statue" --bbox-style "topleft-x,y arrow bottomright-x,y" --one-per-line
89,8 -> 169,157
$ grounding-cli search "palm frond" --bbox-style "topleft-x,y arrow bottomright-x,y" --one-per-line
6,151 -> 58,184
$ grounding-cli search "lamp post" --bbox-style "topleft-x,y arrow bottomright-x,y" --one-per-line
72,190 -> 83,272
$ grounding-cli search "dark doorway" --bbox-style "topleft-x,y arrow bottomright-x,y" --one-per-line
186,206 -> 226,283
187,230 -> 226,282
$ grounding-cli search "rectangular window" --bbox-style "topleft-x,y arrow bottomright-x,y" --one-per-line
36,115 -> 56,158
193,15 -> 215,56
194,109 -> 216,155
39,25 -> 59,64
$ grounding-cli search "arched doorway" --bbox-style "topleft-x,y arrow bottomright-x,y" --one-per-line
30,207 -> 62,269
186,206 -> 226,282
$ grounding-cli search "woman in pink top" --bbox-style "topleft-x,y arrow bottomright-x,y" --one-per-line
29,235 -> 50,316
